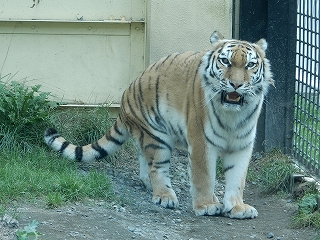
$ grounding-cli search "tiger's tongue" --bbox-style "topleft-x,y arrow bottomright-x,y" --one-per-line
226,91 -> 241,102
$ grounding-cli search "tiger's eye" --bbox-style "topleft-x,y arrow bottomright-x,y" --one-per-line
247,62 -> 256,68
219,58 -> 230,65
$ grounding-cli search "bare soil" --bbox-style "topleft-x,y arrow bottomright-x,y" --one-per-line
1,150 -> 318,240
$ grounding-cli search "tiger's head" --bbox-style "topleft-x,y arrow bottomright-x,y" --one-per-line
201,31 -> 273,110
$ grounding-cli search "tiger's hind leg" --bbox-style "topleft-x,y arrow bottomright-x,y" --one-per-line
137,148 -> 152,190
137,133 -> 178,209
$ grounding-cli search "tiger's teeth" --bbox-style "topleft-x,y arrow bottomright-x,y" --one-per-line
226,95 -> 230,101
236,96 -> 240,102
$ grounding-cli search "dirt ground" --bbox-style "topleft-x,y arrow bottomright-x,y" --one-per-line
1,150 -> 319,240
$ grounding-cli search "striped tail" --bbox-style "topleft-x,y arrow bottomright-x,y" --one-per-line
44,117 -> 129,162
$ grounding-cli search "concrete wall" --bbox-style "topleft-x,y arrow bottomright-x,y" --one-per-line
146,0 -> 233,64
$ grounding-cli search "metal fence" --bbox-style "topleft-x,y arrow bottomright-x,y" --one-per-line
293,0 -> 320,176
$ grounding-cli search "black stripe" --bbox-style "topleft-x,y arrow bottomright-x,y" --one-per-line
204,51 -> 215,73
48,135 -> 60,146
59,141 -> 70,153
141,126 -> 172,152
237,125 -> 255,139
138,77 -> 144,102
105,133 -> 124,145
145,143 -> 166,150
137,99 -> 167,134
45,128 -> 58,136
210,101 -> 229,131
139,131 -> 145,150
91,142 -> 108,159
207,105 -> 227,140
113,120 -> 123,136
156,54 -> 172,70
169,52 -> 182,65
126,95 -> 146,128
155,76 -> 161,115
183,51 -> 199,64
236,101 -> 260,129
225,140 -> 253,154
153,160 -> 171,167
75,146 -> 83,161
224,165 -> 234,173
148,61 -> 157,71
186,98 -> 190,125
205,134 -> 225,150
254,86 -> 263,95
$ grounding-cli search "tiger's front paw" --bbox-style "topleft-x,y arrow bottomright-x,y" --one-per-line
224,204 -> 258,219
152,190 -> 179,209
193,202 -> 223,216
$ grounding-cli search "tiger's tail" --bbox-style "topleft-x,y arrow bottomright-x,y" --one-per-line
44,117 -> 129,162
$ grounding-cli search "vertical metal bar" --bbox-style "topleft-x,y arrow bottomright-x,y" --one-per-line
293,0 -> 320,177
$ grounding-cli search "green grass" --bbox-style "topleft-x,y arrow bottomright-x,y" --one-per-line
248,150 -> 296,194
0,76 -> 130,210
0,148 -> 114,206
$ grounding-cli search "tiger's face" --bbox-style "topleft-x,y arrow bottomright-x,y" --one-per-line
201,31 -> 273,110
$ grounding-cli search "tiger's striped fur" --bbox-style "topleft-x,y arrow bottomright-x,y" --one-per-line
44,31 -> 273,219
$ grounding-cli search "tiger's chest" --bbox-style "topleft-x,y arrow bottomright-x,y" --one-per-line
202,99 -> 263,152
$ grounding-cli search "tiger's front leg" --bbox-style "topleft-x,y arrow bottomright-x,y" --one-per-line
222,146 -> 258,219
189,144 -> 223,216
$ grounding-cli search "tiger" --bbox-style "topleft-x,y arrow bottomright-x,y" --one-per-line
44,31 -> 273,219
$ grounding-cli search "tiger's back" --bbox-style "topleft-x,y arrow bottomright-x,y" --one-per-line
45,31 -> 273,219
120,51 -> 206,150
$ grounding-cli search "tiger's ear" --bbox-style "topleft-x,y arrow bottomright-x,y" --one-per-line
256,38 -> 268,51
210,31 -> 224,44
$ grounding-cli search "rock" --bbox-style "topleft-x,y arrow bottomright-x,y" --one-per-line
1,214 -> 19,228
267,232 -> 274,238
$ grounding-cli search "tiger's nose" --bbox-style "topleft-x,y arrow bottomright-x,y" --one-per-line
230,82 -> 243,89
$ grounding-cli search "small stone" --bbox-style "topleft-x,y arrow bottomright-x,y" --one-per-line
128,227 -> 135,232
267,232 -> 274,238
174,219 -> 182,223
227,222 -> 233,226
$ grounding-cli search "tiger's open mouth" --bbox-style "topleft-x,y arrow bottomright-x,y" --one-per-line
221,91 -> 244,105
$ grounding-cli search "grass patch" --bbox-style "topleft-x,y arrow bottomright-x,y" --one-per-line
48,106 -> 113,146
0,148 -> 114,207
0,75 -> 131,209
248,150 -> 296,194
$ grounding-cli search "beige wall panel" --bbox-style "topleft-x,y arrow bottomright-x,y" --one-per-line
0,21 -> 144,104
147,0 -> 233,64
0,0 -> 145,21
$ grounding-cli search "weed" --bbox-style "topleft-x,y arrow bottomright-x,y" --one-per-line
0,74 -> 57,151
292,190 -> 320,229
249,150 -> 296,194
16,220 -> 41,240
46,192 -> 65,209
299,193 -> 318,214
